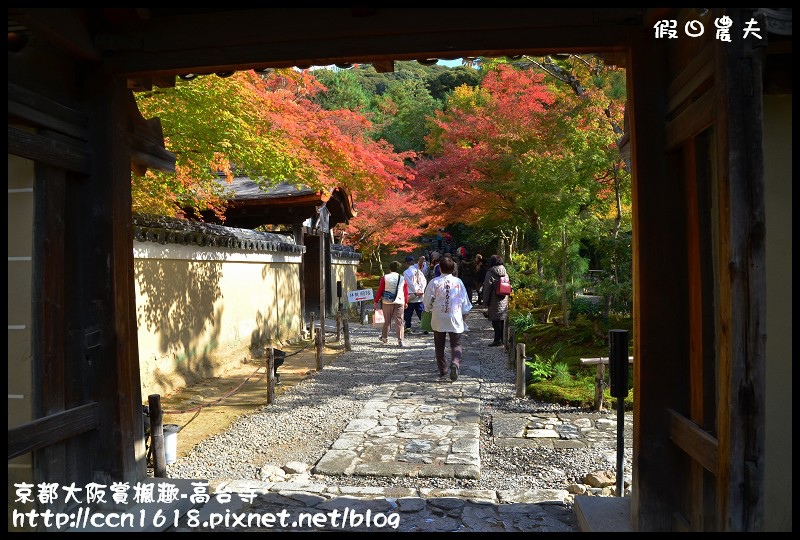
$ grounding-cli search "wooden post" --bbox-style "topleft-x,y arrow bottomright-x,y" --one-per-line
507,326 -> 516,369
360,300 -> 368,325
316,323 -> 323,371
515,343 -> 526,398
309,312 -> 315,344
318,219 -> 326,347
343,318 -> 351,351
595,363 -> 606,411
580,357 -> 633,411
267,347 -> 275,405
148,394 -> 166,478
336,310 -> 342,342
503,313 -> 509,348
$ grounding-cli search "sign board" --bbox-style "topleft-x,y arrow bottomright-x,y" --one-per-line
347,289 -> 374,303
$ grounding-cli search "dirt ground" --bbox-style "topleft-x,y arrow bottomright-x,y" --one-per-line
152,332 -> 348,462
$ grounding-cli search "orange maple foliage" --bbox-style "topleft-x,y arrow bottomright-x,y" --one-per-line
414,64 -> 625,232
134,69 -> 413,220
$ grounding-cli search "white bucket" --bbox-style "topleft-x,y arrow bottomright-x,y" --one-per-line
163,424 -> 180,464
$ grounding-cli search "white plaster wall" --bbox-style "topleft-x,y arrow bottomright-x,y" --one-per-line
763,93 -> 792,532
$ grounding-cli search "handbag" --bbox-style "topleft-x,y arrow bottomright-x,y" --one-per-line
372,308 -> 385,327
495,274 -> 512,297
420,310 -> 433,333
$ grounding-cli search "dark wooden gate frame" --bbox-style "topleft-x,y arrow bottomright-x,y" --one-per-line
7,7 -> 775,531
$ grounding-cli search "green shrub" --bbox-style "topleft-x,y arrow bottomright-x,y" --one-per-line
570,296 -> 605,321
520,315 -> 635,409
526,355 -> 554,383
552,362 -> 572,385
508,311 -> 538,334
525,345 -> 562,383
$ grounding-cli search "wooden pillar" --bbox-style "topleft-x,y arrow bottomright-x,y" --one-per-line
293,221 -> 306,334
628,26 -> 682,531
148,395 -> 165,478
343,318 -> 351,351
515,343 -> 526,398
507,326 -> 516,369
595,363 -> 606,411
315,324 -> 323,371
266,347 -> 275,405
318,212 -> 327,346
83,73 -> 144,484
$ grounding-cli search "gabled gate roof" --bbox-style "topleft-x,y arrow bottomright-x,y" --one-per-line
202,176 -> 356,229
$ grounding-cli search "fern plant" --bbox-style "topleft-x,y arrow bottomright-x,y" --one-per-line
525,345 -> 563,383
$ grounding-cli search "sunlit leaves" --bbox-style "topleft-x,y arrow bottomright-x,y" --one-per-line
134,70 -> 413,219
415,62 -> 629,243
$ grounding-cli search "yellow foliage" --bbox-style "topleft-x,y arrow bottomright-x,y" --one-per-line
509,288 -> 537,312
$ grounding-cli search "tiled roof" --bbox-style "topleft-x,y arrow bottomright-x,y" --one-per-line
132,213 -> 305,254
220,177 -> 317,201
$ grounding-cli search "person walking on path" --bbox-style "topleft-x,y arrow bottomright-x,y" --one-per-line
375,260 -> 409,347
434,254 -> 458,278
482,255 -> 509,347
423,255 -> 472,381
426,251 -> 440,281
417,254 -> 429,278
457,254 -> 475,304
474,254 -> 487,305
403,255 -> 427,334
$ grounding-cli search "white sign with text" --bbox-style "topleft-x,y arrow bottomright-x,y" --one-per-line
347,289 -> 374,303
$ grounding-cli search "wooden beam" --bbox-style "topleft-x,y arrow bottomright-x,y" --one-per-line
9,8 -> 100,60
102,8 -> 637,77
129,148 -> 176,175
628,28 -> 689,531
8,125 -> 91,174
127,93 -> 176,174
8,82 -> 89,140
683,132 -> 712,531
93,74 -> 149,482
668,409 -> 718,473
665,90 -> 715,151
8,101 -> 89,142
8,403 -> 100,460
666,44 -> 715,116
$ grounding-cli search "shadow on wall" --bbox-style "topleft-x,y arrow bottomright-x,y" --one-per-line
136,259 -> 223,389
249,265 -> 299,350
250,310 -> 270,353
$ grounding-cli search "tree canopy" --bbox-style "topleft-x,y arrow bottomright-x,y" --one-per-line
134,69 -> 413,220
133,57 -> 632,315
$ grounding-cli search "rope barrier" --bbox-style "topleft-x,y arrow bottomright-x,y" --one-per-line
162,363 -> 267,416
154,325 -> 342,429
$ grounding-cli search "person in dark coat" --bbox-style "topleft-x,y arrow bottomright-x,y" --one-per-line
457,254 -> 475,304
473,254 -> 487,305
482,255 -> 509,346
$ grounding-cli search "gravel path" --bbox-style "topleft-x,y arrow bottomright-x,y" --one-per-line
167,311 -> 632,495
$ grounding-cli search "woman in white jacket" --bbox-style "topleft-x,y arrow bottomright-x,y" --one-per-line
423,255 -> 472,381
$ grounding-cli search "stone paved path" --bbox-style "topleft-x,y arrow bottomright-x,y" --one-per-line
165,315 -> 632,532
313,358 -> 483,480
67,312 -> 634,532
